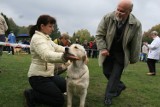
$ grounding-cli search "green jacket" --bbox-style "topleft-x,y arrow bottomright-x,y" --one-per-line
96,11 -> 142,67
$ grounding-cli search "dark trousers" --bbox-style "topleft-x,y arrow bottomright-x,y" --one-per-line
88,49 -> 92,58
92,50 -> 97,58
0,35 -> 6,56
29,75 -> 66,107
8,46 -> 14,55
103,56 -> 125,98
147,58 -> 157,73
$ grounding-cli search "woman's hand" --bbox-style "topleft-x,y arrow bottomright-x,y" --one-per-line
63,47 -> 79,61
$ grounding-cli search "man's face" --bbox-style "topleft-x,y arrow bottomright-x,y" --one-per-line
115,4 -> 131,22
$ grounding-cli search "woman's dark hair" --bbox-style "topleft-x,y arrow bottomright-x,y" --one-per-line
29,15 -> 56,36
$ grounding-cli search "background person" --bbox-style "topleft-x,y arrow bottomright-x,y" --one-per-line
8,31 -> 16,55
75,38 -> 80,44
88,41 -> 93,58
96,0 -> 142,105
141,42 -> 149,62
92,39 -> 98,58
23,39 -> 31,54
0,13 -> 8,73
53,33 -> 70,46
0,13 -> 8,57
144,31 -> 160,76
82,39 -> 90,57
24,14 -> 78,107
53,33 -> 71,75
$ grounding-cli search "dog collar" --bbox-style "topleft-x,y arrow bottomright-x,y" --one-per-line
67,71 -> 86,80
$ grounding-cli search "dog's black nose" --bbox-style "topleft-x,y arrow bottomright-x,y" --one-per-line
65,47 -> 69,53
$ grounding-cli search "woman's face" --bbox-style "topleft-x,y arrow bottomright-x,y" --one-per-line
40,23 -> 54,35
62,38 -> 70,46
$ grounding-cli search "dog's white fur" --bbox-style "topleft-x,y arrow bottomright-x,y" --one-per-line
67,44 -> 89,107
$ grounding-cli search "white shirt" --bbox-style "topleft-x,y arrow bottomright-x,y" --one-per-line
142,45 -> 148,54
147,36 -> 160,60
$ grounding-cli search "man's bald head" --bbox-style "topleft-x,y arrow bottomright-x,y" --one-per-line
118,0 -> 133,12
115,0 -> 133,22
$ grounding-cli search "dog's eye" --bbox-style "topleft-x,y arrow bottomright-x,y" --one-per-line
74,46 -> 78,49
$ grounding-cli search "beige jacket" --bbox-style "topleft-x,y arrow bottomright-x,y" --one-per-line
28,31 -> 66,77
0,14 -> 8,35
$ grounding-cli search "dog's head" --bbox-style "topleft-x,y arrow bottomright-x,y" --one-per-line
68,44 -> 88,64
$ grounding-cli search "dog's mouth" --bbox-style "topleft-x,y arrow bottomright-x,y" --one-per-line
69,55 -> 80,60
68,52 -> 80,60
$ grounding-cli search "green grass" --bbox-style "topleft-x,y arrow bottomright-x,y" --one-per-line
0,53 -> 160,107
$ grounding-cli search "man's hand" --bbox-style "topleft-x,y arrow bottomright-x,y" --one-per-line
101,49 -> 110,56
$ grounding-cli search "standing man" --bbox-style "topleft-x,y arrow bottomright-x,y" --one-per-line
0,13 -> 8,72
96,0 -> 142,105
8,31 -> 16,55
0,13 -> 8,57
144,31 -> 160,76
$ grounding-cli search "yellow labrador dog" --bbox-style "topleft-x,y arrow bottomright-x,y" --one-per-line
67,44 -> 89,107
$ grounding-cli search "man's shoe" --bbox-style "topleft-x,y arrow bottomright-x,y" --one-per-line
104,98 -> 112,105
114,86 -> 126,97
24,89 -> 35,107
147,72 -> 155,76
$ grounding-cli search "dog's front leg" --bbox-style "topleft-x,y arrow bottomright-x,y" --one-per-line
67,90 -> 72,107
79,91 -> 87,107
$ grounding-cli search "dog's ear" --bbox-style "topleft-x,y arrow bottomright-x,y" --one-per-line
82,55 -> 89,65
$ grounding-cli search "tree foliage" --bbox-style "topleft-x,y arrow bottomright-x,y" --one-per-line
142,24 -> 160,43
50,23 -> 61,40
71,29 -> 93,44
3,12 -> 160,44
7,18 -> 19,36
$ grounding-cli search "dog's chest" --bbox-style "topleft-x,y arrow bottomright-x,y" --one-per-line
67,78 -> 88,95
67,64 -> 88,79
67,64 -> 89,84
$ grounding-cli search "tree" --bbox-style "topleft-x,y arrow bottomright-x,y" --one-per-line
71,29 -> 91,44
8,18 -> 19,36
142,24 -> 160,43
142,32 -> 152,44
50,23 -> 61,40
18,26 -> 28,35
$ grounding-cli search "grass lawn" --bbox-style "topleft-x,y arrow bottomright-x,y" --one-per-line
0,53 -> 160,107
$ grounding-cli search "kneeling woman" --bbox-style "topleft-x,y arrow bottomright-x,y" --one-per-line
24,14 -> 77,107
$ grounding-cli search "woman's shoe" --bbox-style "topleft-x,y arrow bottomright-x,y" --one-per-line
24,89 -> 35,107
